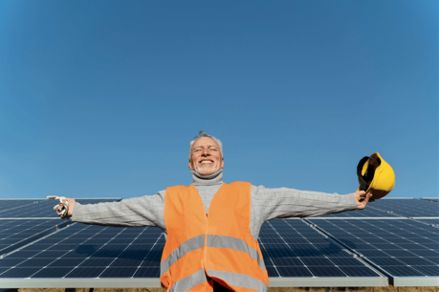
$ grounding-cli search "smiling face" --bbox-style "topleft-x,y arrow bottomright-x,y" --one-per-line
188,136 -> 224,176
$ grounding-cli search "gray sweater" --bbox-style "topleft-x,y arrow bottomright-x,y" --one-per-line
72,172 -> 358,238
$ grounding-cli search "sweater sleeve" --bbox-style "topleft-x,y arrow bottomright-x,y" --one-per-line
250,185 -> 358,238
71,191 -> 165,229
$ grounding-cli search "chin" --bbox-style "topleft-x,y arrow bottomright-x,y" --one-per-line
198,171 -> 213,176
196,168 -> 217,176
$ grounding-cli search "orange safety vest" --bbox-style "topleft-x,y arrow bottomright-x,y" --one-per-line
160,181 -> 269,291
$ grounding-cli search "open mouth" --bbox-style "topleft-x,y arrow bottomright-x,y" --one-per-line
199,159 -> 214,164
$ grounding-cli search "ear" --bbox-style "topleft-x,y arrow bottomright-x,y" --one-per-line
220,157 -> 224,168
188,160 -> 194,171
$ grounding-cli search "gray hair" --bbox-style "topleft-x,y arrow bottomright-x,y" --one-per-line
189,131 -> 223,161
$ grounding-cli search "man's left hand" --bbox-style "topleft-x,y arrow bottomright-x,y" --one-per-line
355,190 -> 373,209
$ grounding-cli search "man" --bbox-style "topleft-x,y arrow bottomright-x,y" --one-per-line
52,131 -> 372,292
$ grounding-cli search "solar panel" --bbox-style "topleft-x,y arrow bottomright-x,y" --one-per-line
368,199 -> 439,218
0,223 -> 163,288
326,199 -> 439,218
0,200 -> 42,217
326,201 -> 400,217
0,219 -> 386,288
423,198 -> 439,202
0,199 -> 120,218
308,218 -> 439,286
0,198 -> 438,288
260,219 -> 386,287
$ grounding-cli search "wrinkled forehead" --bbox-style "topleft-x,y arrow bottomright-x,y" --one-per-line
191,136 -> 221,150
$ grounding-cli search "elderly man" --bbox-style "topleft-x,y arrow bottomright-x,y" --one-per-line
53,131 -> 372,292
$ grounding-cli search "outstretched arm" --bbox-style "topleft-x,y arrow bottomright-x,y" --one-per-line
254,186 -> 371,220
249,185 -> 372,237
50,192 -> 166,229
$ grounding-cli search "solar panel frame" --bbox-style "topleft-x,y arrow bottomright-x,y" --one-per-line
0,278 -> 162,289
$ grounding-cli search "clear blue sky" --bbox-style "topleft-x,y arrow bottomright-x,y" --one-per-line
0,0 -> 437,198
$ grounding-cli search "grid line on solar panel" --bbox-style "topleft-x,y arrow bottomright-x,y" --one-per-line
308,218 -> 439,286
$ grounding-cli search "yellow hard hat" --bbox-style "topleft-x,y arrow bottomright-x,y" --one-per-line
357,152 -> 395,199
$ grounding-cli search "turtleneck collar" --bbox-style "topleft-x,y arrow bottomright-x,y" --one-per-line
191,168 -> 224,186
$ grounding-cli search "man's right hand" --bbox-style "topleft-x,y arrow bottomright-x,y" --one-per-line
47,196 -> 76,219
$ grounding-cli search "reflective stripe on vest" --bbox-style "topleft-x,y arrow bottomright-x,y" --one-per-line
170,269 -> 268,292
160,235 -> 205,275
161,234 -> 266,277
169,269 -> 268,292
207,235 -> 266,270
209,270 -> 268,292
169,268 -> 207,292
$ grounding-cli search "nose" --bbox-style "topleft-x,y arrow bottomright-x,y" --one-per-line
201,149 -> 211,156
